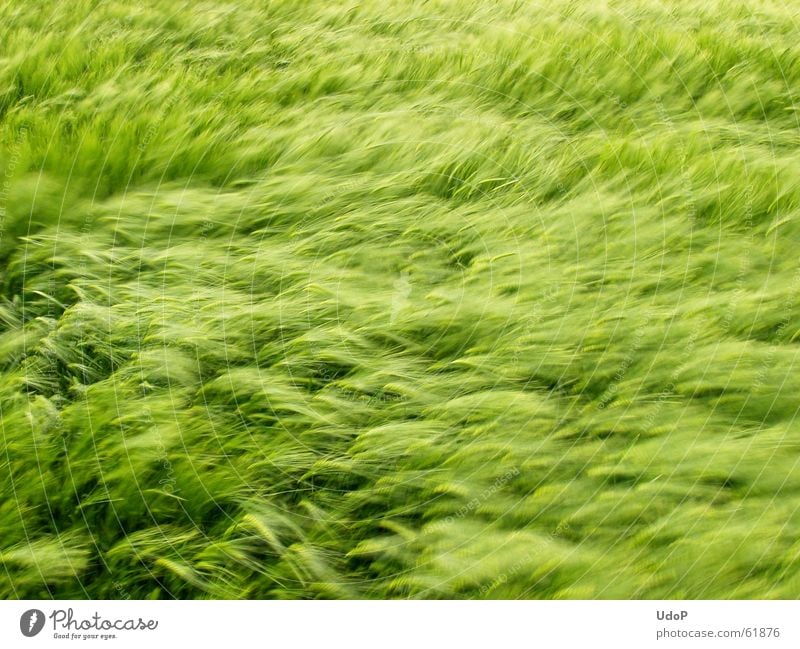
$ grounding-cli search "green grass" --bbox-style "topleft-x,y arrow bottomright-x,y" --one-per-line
1,0 -> 800,599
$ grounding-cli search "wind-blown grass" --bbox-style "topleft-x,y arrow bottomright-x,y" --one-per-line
1,0 -> 800,598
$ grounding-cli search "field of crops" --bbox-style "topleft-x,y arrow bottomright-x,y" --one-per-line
1,0 -> 800,599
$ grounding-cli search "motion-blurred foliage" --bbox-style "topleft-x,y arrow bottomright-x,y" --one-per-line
1,0 -> 800,598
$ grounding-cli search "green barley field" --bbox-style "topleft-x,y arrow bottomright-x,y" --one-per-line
1,0 -> 800,599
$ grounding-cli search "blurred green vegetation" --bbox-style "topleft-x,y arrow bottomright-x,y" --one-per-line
1,0 -> 800,598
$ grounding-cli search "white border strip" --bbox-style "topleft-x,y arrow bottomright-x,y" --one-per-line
1,600 -> 796,648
